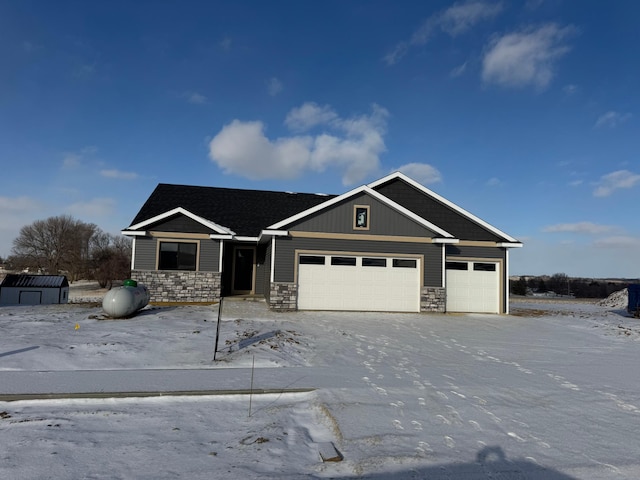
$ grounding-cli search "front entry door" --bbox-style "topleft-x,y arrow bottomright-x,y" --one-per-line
232,247 -> 255,294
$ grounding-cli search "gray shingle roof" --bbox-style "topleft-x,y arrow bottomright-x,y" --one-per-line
128,184 -> 337,237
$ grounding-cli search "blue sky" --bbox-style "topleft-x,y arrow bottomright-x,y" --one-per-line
1,0 -> 638,278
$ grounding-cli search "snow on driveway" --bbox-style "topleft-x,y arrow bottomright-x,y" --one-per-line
1,297 -> 639,479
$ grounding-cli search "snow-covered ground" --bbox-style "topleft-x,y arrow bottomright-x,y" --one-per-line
1,286 -> 639,479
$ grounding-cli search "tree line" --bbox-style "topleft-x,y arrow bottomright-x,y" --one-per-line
2,215 -> 131,288
511,272 -> 637,299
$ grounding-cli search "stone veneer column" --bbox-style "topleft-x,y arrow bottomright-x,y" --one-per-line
421,286 -> 446,313
131,270 -> 222,303
269,282 -> 298,311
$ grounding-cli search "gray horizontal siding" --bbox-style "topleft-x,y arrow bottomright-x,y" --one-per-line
133,237 -> 220,272
198,239 -> 220,272
274,236 -> 443,287
133,236 -> 157,270
288,192 -> 439,237
445,245 -> 506,261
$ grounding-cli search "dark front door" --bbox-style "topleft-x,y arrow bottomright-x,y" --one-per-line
232,247 -> 255,294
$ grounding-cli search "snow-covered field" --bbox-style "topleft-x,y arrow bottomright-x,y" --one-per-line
1,285 -> 639,479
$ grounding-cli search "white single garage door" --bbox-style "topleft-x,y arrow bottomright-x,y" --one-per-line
446,260 -> 500,314
297,254 -> 421,312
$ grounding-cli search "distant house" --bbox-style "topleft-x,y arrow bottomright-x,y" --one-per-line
0,274 -> 69,305
122,172 -> 522,314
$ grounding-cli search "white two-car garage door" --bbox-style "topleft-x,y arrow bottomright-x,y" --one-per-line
297,254 -> 421,312
446,260 -> 500,314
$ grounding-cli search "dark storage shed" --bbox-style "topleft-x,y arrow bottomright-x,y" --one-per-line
0,274 -> 69,305
628,284 -> 640,317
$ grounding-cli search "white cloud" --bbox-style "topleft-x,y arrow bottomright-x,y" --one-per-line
594,236 -> 640,249
396,163 -> 442,185
209,103 -> 389,185
563,84 -> 578,95
185,92 -> 207,105
0,196 -> 41,214
481,23 -> 575,89
594,111 -> 632,129
67,198 -> 116,218
486,177 -> 502,187
593,170 -> 640,197
543,222 -> 618,235
267,77 -> 283,97
438,0 -> 504,37
62,146 -> 98,169
219,37 -> 232,51
450,61 -> 468,78
100,169 -> 139,180
568,179 -> 583,187
284,103 -> 338,132
384,1 -> 503,65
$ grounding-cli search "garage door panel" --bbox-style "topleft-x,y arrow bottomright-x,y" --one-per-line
446,261 -> 499,314
298,255 -> 420,312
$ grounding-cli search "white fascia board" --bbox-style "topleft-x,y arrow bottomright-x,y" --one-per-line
210,234 -> 234,240
268,185 -> 454,238
261,229 -> 289,236
121,230 -> 148,236
258,230 -> 289,243
432,238 -> 459,244
497,242 -> 523,248
368,172 -> 520,243
267,185 -> 371,230
127,207 -> 235,235
234,236 -> 259,242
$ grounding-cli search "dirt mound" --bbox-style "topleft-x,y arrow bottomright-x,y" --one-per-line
597,288 -> 628,308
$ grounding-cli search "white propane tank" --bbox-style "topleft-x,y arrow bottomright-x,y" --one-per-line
102,279 -> 150,318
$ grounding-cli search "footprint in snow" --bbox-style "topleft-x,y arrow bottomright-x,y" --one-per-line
392,419 -> 404,430
444,436 -> 456,448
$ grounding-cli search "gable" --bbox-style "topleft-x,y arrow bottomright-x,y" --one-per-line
372,177 -> 510,242
286,191 -> 443,238
142,213 -> 219,234
127,183 -> 334,237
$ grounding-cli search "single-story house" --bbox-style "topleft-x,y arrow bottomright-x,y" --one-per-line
0,274 -> 69,305
122,172 -> 522,314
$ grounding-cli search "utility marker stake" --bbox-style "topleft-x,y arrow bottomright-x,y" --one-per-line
249,355 -> 255,417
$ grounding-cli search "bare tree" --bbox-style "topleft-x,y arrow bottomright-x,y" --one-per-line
11,215 -> 98,278
90,233 -> 132,288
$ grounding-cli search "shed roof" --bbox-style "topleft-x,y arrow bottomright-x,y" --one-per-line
0,274 -> 69,288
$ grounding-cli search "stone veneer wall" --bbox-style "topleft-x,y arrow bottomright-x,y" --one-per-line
269,282 -> 297,311
132,270 -> 221,303
421,286 -> 445,313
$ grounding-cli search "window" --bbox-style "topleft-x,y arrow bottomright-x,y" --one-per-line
331,256 -> 357,266
446,262 -> 468,270
474,262 -> 496,272
159,242 -> 197,270
354,205 -> 370,230
393,259 -> 417,268
363,257 -> 386,267
300,255 -> 326,265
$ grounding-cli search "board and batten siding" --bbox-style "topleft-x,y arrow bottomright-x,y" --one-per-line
287,192 -> 440,238
133,236 -> 220,272
374,180 -> 504,242
147,215 -> 217,234
274,236 -> 443,287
